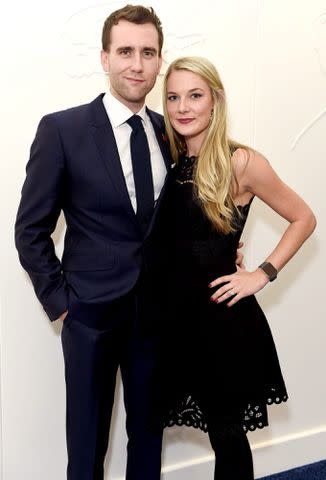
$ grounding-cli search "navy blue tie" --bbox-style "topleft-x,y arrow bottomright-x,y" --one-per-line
127,115 -> 154,233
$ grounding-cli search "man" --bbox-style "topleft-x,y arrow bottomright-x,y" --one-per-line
15,5 -> 171,480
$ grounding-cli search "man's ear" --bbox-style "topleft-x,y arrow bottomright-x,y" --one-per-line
101,50 -> 109,73
157,55 -> 163,75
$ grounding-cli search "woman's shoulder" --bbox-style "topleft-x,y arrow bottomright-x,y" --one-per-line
231,146 -> 272,200
231,147 -> 269,178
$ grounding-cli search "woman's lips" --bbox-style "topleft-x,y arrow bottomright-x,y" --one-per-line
177,118 -> 194,124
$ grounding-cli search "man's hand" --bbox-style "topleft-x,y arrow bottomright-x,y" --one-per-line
235,241 -> 245,269
58,310 -> 68,322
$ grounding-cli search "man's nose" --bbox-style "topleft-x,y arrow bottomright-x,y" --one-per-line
131,53 -> 143,72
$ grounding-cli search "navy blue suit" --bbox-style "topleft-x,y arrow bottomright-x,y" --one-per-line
15,94 -> 172,479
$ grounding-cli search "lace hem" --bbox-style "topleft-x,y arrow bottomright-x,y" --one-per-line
165,395 -> 209,431
164,389 -> 288,434
243,390 -> 288,432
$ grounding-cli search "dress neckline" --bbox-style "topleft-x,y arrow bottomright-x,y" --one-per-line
178,155 -> 254,211
181,155 -> 197,163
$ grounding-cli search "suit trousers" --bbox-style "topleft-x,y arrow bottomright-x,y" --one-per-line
61,281 -> 163,480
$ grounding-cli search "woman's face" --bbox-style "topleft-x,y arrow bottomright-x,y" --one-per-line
166,69 -> 214,148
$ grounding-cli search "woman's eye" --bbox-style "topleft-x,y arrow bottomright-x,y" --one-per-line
191,93 -> 202,99
167,95 -> 178,101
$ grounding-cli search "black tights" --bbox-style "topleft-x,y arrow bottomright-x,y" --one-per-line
208,422 -> 254,480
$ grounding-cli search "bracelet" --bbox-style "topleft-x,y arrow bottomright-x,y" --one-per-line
258,261 -> 278,282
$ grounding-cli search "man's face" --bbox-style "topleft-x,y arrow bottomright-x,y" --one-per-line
101,20 -> 162,111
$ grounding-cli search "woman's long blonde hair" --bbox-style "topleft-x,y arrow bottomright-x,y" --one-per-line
163,56 -> 246,234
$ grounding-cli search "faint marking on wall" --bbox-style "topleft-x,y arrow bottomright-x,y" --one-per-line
160,33 -> 206,74
291,12 -> 326,150
314,11 -> 326,76
61,3 -> 205,79
61,2 -> 122,79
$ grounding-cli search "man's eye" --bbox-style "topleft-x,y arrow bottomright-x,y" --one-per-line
120,50 -> 130,56
144,51 -> 154,57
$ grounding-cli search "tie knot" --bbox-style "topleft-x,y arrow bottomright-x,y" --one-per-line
126,115 -> 144,132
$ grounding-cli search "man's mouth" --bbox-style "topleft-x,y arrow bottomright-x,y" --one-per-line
125,77 -> 145,84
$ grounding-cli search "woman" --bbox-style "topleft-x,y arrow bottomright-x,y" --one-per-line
155,57 -> 316,479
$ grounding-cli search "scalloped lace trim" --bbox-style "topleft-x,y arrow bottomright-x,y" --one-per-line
164,389 -> 288,433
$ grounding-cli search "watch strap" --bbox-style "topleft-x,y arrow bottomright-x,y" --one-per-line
258,261 -> 278,282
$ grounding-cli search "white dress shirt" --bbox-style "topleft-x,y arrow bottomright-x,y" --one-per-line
102,91 -> 167,213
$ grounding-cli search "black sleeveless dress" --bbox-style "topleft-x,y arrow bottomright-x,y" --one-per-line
153,155 -> 288,434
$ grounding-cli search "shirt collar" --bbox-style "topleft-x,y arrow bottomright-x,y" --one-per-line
103,90 -> 148,128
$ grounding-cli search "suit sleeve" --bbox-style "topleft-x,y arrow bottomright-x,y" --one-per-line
15,115 -> 68,321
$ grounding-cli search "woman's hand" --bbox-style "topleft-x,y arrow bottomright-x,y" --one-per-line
208,267 -> 269,307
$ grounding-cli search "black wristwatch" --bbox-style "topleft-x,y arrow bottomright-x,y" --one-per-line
258,261 -> 278,282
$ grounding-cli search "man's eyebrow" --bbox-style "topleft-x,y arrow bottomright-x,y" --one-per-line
142,47 -> 157,53
117,45 -> 158,55
117,46 -> 133,52
116,46 -> 158,53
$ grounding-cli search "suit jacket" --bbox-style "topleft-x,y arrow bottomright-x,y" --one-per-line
15,94 -> 173,321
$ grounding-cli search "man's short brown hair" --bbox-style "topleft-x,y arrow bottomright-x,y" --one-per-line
102,4 -> 164,55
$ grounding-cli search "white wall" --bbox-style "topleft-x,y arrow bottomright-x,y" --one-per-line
1,0 -> 325,479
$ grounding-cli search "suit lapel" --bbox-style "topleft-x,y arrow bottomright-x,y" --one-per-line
147,108 -> 172,171
90,94 -> 139,229
145,109 -> 173,237
89,96 -> 173,237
